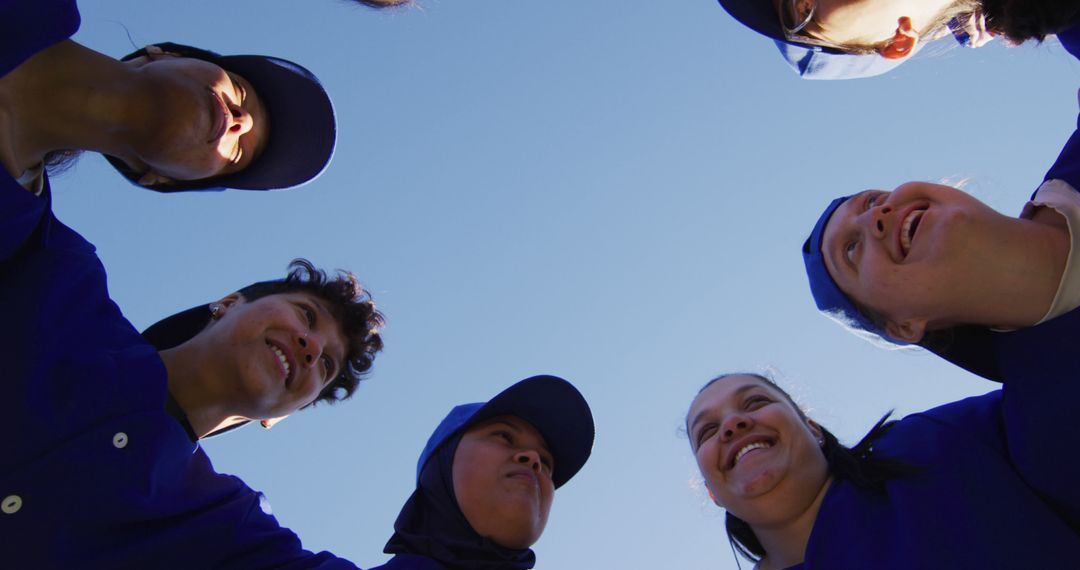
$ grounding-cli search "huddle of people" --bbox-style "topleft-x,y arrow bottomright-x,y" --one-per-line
1,0 -> 1079,568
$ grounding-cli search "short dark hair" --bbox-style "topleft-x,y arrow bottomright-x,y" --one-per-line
239,258 -> 384,407
691,373 -> 918,564
982,0 -> 1080,44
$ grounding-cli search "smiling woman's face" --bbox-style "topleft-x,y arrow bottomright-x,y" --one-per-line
687,375 -> 827,526
820,181 -> 1004,340
126,54 -> 269,184
453,416 -> 555,549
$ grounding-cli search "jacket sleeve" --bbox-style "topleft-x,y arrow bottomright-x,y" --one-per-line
0,177 -> 50,263
997,307 -> 1080,530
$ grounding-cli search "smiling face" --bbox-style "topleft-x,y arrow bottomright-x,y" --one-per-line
687,375 -> 828,526
820,181 -> 1007,341
126,53 -> 269,183
453,416 -> 555,549
200,291 -> 346,420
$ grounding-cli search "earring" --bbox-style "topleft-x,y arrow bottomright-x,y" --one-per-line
209,304 -> 221,318
817,438 -> 825,447
260,420 -> 272,429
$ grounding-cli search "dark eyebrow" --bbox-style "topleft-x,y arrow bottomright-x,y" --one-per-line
688,384 -> 762,435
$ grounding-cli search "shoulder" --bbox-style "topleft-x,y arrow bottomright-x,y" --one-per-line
0,0 -> 80,78
871,391 -> 1005,462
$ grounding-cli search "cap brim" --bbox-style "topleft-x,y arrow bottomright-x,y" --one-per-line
141,304 -> 212,351
206,55 -> 336,191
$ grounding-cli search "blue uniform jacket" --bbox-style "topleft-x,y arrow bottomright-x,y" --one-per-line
0,1 -> 357,567
369,554 -> 447,570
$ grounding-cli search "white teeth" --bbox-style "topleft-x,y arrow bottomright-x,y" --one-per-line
270,345 -> 290,378
734,441 -> 772,465
900,209 -> 924,255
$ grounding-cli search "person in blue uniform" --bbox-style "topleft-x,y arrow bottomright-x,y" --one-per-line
800,87 -> 1080,380
370,375 -> 595,570
0,141 -> 385,566
1,0 -> 335,193
686,372 -> 1080,569
714,0 -> 1080,79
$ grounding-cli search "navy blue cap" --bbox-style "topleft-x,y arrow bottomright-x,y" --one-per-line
802,195 -> 903,342
107,42 -> 336,192
416,375 -> 595,489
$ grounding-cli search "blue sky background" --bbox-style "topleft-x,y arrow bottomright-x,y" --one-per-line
64,1 -> 1080,568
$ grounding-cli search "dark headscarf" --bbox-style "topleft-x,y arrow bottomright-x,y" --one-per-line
383,432 -> 536,570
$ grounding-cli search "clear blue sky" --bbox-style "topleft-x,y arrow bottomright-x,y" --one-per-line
66,1 -> 1080,568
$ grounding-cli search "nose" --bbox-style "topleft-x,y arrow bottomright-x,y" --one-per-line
227,103 -> 254,136
514,449 -> 542,473
719,413 -> 752,442
295,333 -> 325,367
866,203 -> 893,240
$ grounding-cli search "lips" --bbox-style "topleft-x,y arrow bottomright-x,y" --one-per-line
506,468 -> 540,489
899,207 -> 926,258
207,90 -> 228,144
725,435 -> 775,470
266,340 -> 295,388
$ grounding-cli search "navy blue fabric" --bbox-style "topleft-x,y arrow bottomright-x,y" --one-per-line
793,386 -> 1080,568
801,195 -> 901,342
378,434 -> 536,570
0,4 -> 357,567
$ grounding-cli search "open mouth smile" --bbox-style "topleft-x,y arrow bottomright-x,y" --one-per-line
725,436 -> 776,470
207,90 -> 229,144
899,207 -> 926,258
266,340 -> 294,387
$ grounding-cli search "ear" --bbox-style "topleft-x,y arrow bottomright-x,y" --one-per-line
126,45 -> 176,67
807,419 -> 825,444
210,292 -> 243,318
884,316 -> 927,343
260,416 -> 287,429
136,170 -> 174,186
877,16 -> 919,60
706,484 -> 720,506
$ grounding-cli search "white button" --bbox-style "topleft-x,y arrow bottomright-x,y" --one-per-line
112,432 -> 129,449
2,495 -> 22,514
258,493 -> 273,515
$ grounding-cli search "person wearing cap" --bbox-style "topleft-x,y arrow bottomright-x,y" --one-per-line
0,194 -> 386,565
801,87 -> 1080,381
0,30 -> 384,559
715,0 -> 1080,79
687,371 -> 1080,569
1,0 -> 335,193
370,375 -> 595,570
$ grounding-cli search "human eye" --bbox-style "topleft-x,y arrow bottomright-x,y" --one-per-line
745,394 -> 771,410
539,455 -> 554,474
865,192 -> 878,210
227,73 -> 246,103
321,354 -> 335,379
493,429 -> 514,444
694,424 -> 717,449
844,240 -> 858,263
298,303 -> 316,327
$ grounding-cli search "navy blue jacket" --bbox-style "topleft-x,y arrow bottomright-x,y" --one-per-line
0,1 -> 357,566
